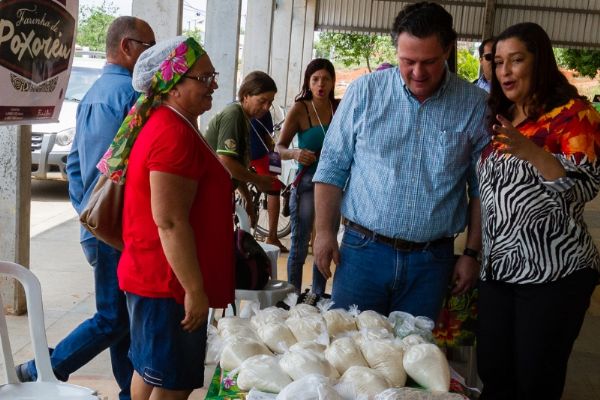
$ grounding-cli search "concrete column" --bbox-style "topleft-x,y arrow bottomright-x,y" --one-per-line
270,0 -> 294,109
285,0 -> 308,105
243,0 -> 275,76
132,0 -> 183,40
0,125 -> 31,315
302,0 -> 317,72
202,0 -> 242,131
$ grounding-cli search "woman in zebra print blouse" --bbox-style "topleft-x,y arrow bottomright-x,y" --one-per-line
476,22 -> 600,400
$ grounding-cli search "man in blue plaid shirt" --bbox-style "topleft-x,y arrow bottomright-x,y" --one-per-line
313,1 -> 489,320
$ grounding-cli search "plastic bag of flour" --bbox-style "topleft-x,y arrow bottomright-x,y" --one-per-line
251,306 -> 289,330
403,344 -> 450,392
256,322 -> 297,354
236,355 -> 293,393
356,310 -> 393,333
279,348 -> 339,381
218,316 -> 253,336
286,314 -> 329,345
220,336 -> 272,371
325,337 -> 368,375
276,374 -> 343,400
359,339 -> 406,387
337,366 -> 391,399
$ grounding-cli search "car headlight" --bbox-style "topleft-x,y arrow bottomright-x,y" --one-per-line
55,128 -> 75,146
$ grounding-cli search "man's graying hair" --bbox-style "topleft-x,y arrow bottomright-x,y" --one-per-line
390,2 -> 457,50
106,16 -> 140,57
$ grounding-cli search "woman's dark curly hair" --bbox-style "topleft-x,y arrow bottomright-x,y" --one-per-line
488,22 -> 585,127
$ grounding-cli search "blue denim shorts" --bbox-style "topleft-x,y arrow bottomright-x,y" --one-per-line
125,292 -> 207,390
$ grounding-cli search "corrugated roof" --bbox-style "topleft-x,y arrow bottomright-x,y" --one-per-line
316,0 -> 600,49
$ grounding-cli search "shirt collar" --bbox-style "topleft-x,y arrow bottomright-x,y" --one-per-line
103,63 -> 132,76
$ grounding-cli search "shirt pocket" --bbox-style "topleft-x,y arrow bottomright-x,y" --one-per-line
424,129 -> 470,174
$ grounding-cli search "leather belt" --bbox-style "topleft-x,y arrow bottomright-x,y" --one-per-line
343,219 -> 454,252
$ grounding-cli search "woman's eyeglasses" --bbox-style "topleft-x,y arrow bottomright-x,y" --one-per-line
483,53 -> 493,62
182,72 -> 219,87
127,38 -> 156,48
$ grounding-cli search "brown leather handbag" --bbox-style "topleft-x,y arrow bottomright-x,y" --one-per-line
79,175 -> 124,250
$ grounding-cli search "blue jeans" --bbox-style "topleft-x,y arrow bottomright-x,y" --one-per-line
332,225 -> 455,320
287,170 -> 327,295
23,238 -> 132,400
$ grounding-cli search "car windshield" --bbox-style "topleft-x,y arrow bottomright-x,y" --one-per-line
64,66 -> 102,102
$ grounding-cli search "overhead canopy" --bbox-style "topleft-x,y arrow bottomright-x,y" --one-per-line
316,0 -> 600,49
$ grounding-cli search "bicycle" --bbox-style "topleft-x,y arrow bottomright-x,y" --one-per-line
236,182 -> 292,239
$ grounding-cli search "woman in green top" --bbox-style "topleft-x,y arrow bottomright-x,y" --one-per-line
276,59 -> 339,295
204,71 -> 279,225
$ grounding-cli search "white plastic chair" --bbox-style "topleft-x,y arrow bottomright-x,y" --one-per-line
0,261 -> 99,399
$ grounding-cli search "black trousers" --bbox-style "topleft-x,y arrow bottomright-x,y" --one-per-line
477,268 -> 598,400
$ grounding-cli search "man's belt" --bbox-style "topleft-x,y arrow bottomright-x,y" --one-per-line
342,219 -> 454,252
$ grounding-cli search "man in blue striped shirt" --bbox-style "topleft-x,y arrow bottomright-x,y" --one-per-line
313,1 -> 489,320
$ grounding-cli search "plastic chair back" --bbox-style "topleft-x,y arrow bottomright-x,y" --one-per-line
0,261 -> 99,399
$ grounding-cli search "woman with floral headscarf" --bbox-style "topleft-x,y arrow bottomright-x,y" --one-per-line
98,36 -> 233,399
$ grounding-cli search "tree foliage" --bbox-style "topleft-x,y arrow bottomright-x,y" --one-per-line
555,48 -> 600,79
457,48 -> 479,82
77,0 -> 118,52
183,27 -> 203,45
315,32 -> 396,72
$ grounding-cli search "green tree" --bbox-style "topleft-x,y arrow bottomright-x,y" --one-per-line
457,48 -> 479,82
555,48 -> 600,79
183,27 -> 203,44
77,0 -> 118,52
315,32 -> 396,72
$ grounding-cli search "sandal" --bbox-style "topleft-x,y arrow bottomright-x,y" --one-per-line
266,238 -> 289,253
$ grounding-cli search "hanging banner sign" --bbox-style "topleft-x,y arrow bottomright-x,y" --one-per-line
0,0 -> 78,125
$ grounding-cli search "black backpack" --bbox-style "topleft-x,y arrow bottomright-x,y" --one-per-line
234,228 -> 272,290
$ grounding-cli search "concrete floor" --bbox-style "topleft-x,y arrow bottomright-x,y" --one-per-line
1,201 -> 600,399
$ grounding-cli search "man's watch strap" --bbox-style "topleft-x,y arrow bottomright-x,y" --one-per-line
463,247 -> 480,259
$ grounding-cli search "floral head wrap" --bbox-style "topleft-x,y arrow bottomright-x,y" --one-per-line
97,36 -> 206,183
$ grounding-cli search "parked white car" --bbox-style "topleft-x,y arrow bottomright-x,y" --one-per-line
31,57 -> 105,180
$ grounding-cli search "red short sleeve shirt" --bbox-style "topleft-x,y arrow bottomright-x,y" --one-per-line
118,106 -> 234,307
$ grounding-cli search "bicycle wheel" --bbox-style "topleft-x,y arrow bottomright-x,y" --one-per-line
255,192 -> 291,239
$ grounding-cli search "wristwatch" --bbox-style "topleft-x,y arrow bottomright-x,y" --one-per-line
463,247 -> 480,260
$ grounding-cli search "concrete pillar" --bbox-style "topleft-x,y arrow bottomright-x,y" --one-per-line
0,125 -> 31,315
202,0 -> 242,130
271,0 -> 294,109
302,0 -> 317,74
132,0 -> 183,40
243,0 -> 275,76
285,0 -> 308,105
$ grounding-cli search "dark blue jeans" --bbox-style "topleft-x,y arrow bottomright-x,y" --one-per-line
287,170 -> 327,295
23,238 -> 132,400
332,225 -> 455,320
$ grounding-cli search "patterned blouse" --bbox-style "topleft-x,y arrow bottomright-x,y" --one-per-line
478,98 -> 600,284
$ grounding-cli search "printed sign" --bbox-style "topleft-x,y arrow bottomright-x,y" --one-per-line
0,0 -> 78,124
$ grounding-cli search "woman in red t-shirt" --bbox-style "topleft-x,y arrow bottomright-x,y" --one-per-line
98,37 -> 233,399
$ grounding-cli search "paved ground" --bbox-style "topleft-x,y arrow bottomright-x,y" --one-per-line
1,199 -> 600,399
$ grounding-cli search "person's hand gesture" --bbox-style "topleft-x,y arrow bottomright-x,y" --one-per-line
295,149 -> 317,166
181,289 -> 209,332
493,114 -> 539,161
